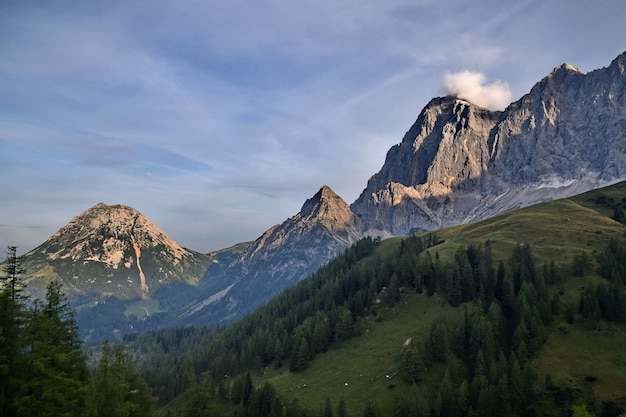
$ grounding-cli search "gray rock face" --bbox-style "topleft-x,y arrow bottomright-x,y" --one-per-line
352,51 -> 626,235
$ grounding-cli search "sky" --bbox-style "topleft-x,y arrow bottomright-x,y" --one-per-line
1,0 -> 626,254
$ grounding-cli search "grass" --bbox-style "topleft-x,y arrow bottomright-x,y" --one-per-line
435,198 -> 625,264
535,320 -> 626,402
262,292 -> 465,416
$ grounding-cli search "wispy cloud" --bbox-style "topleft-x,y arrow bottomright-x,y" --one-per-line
441,71 -> 513,110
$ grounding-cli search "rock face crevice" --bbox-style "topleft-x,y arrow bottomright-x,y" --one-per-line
352,50 -> 626,236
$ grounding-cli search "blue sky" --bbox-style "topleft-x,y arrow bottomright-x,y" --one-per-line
1,0 -> 625,254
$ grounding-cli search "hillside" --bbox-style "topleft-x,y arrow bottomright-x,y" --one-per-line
263,183 -> 626,415
122,181 -> 626,416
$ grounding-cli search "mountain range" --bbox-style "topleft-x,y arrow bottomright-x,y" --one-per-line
13,50 -> 626,339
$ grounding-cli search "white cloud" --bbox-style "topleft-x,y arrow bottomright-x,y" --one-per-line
441,71 -> 512,111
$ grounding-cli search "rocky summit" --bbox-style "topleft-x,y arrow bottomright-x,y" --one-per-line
352,51 -> 626,236
22,203 -> 210,302
181,185 -> 364,324
231,185 -> 362,283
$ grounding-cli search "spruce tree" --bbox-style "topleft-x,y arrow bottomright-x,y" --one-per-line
0,246 -> 28,417
86,342 -> 154,417
15,281 -> 89,417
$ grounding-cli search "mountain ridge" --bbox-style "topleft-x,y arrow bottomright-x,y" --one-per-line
181,185 -> 364,324
352,50 -> 626,236
11,49 -> 626,337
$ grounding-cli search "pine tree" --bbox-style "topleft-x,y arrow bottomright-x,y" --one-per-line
0,246 -> 28,417
439,369 -> 457,417
323,397 -> 334,417
362,400 -> 381,417
458,379 -> 469,416
401,341 -> 429,383
242,372 -> 253,406
15,281 -> 89,417
289,335 -> 310,371
86,342 -> 154,417
430,320 -> 449,362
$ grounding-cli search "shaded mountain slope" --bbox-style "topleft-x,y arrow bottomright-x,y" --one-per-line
124,181 -> 626,416
180,185 -> 364,325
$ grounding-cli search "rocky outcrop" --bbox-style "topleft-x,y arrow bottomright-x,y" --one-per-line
352,50 -> 626,235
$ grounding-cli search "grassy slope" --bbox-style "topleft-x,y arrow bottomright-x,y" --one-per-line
264,293 -> 465,415
263,183 -> 626,415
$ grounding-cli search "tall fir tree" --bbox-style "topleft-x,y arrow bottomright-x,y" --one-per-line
14,281 -> 89,417
86,341 -> 154,417
0,246 -> 28,417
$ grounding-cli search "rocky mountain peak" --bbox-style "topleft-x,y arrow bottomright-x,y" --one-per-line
609,50 -> 626,75
224,186 -> 363,301
299,186 -> 357,232
549,62 -> 581,76
351,95 -> 500,234
352,50 -> 626,237
40,203 -> 188,265
23,203 -> 209,300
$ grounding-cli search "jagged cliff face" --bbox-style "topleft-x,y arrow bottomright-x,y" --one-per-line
23,203 -> 210,300
352,51 -> 626,235
183,186 -> 363,324
352,97 -> 500,234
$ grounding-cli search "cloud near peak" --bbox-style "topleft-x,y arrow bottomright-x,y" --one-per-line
441,70 -> 512,111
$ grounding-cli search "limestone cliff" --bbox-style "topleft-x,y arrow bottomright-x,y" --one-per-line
352,51 -> 626,235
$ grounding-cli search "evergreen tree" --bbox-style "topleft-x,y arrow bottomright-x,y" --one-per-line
323,397 -> 334,417
15,281 -> 89,417
289,336 -> 310,371
86,341 -> 154,417
401,341 -> 429,383
439,369 -> 457,417
457,379 -> 469,416
362,400 -> 381,417
242,372 -> 254,406
430,320 -> 449,362
386,273 -> 402,305
230,374 -> 244,404
612,205 -> 625,224
0,246 -> 28,417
